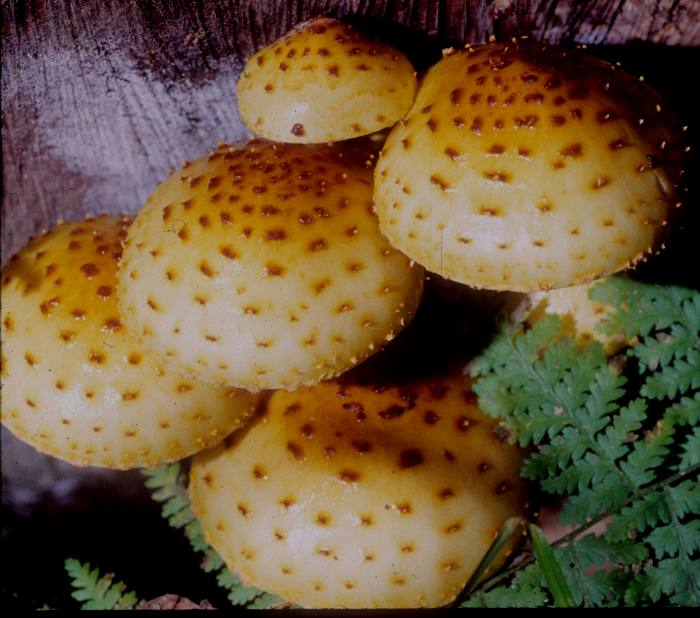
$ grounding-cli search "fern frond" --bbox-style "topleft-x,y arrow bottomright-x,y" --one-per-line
465,277 -> 700,608
679,426 -> 700,469
143,464 -> 196,531
641,349 -> 700,400
461,563 -> 548,608
554,540 -> 624,607
215,569 -> 265,605
64,559 -> 138,610
629,481 -> 700,609
590,278 -> 698,339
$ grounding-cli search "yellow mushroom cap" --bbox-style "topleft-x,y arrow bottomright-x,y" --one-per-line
190,374 -> 527,608
374,41 -> 687,292
236,16 -> 417,143
117,140 -> 424,391
0,216 -> 257,469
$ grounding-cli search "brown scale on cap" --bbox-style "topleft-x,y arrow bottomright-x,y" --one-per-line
237,16 -> 417,143
374,40 -> 688,292
0,216 -> 258,469
118,140 -> 424,391
190,373 -> 527,608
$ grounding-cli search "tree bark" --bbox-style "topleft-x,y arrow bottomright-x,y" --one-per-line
2,0 -> 699,262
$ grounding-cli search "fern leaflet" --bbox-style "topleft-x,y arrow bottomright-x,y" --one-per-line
64,559 -> 138,610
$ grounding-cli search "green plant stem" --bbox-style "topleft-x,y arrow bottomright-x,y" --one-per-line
451,517 -> 526,607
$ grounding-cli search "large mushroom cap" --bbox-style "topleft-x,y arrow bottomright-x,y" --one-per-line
118,140 -> 424,391
374,41 -> 687,292
190,374 -> 528,608
236,16 -> 417,143
0,216 -> 257,469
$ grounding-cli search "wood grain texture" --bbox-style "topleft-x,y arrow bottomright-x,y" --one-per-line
2,0 -> 700,263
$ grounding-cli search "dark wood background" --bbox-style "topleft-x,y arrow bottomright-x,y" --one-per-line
3,0 -> 700,265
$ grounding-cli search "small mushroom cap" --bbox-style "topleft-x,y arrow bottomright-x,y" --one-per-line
0,216 -> 257,469
374,41 -> 687,292
517,279 -> 627,354
117,140 -> 424,391
236,16 -> 417,143
190,374 -> 527,608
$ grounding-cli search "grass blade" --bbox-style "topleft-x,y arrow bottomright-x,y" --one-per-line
528,523 -> 576,608
453,516 -> 526,606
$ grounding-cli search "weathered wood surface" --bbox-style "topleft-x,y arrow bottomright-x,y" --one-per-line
2,0 -> 699,264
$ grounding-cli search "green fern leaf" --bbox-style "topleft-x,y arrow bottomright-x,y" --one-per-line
591,278 -> 698,340
559,474 -> 629,525
65,559 -> 138,610
605,489 -> 668,542
668,478 -> 700,516
647,523 -> 683,559
671,396 -> 700,470
641,556 -> 700,606
247,592 -> 286,609
573,533 -> 648,567
216,569 -> 265,605
464,278 -> 699,608
634,323 -> 698,372
618,428 -> 674,489
555,541 -> 625,607
461,564 -> 548,608
667,393 -> 700,427
641,349 -> 700,400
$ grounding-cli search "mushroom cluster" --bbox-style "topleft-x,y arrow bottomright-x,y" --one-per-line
0,14 -> 689,609
1,216 -> 257,469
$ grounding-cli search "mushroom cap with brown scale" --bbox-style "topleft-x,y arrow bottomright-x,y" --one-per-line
189,374 -> 528,608
373,40 -> 688,292
236,16 -> 417,143
117,139 -> 424,391
0,216 -> 258,469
